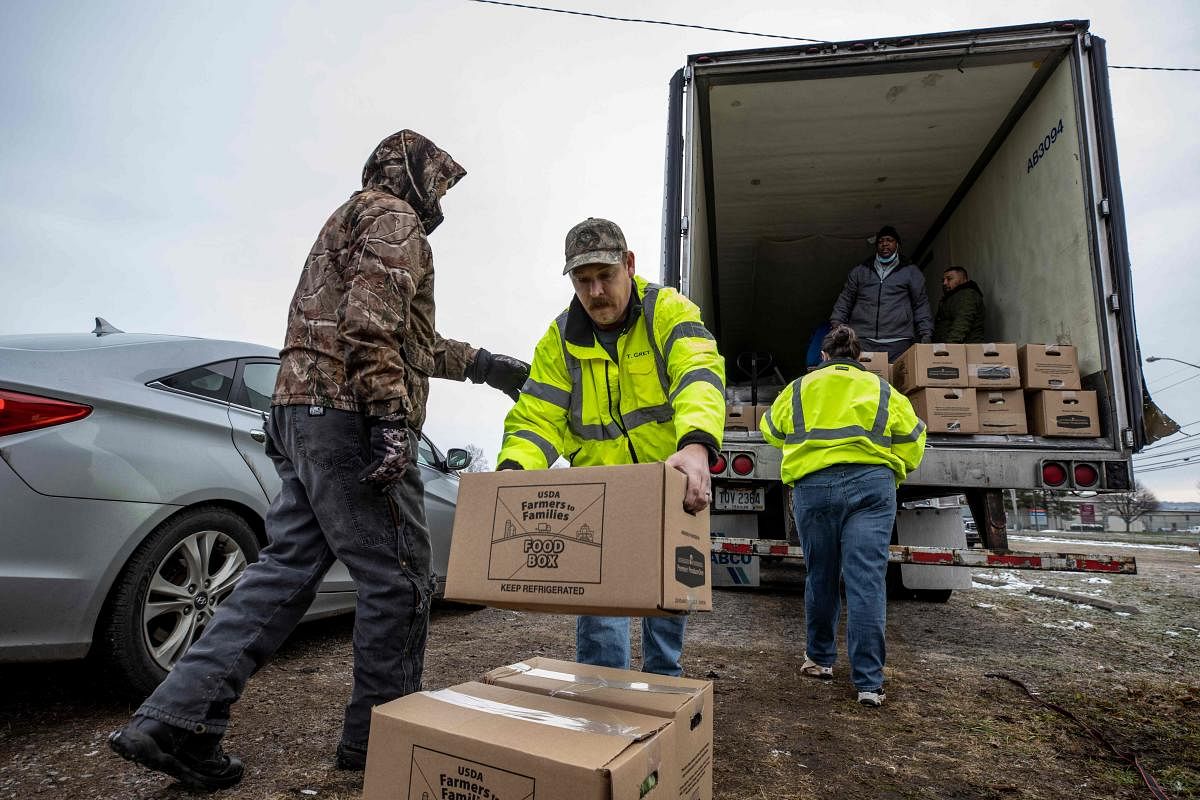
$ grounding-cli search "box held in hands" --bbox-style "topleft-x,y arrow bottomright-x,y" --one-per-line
444,462 -> 712,616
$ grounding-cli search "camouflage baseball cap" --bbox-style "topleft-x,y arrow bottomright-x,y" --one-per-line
563,217 -> 627,275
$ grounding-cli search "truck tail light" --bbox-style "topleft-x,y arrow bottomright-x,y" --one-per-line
1041,460 -> 1068,487
1105,461 -> 1131,490
0,389 -> 92,437
1073,462 -> 1100,489
731,454 -> 755,476
710,454 -> 727,475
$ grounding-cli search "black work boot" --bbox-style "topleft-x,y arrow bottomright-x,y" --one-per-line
108,715 -> 244,792
335,740 -> 368,771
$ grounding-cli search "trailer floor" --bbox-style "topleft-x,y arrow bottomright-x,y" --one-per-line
1,534 -> 1196,799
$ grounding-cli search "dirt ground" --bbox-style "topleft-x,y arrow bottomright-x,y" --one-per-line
1,532 -> 1197,800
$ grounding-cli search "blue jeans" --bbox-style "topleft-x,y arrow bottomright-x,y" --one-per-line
138,405 -> 432,750
576,615 -> 687,676
792,463 -> 896,692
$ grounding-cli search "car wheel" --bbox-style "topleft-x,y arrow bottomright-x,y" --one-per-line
101,506 -> 259,697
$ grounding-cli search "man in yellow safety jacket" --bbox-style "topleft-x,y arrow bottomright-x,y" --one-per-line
497,217 -> 726,675
759,324 -> 925,706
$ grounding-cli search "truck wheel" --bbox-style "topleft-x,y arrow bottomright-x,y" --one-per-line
100,507 -> 259,697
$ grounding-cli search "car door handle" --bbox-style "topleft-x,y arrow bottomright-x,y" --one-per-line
250,429 -> 266,443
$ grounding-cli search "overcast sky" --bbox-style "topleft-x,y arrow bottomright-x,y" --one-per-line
2,1 -> 1198,500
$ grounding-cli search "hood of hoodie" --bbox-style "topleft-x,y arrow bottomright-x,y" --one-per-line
944,279 -> 983,299
361,130 -> 466,234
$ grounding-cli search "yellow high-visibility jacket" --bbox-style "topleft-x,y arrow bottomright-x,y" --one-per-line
760,360 -> 926,485
498,275 -> 725,468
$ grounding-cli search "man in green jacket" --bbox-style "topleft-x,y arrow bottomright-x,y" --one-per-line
932,266 -> 986,343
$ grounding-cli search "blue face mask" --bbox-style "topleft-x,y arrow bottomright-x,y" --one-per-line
875,251 -> 898,267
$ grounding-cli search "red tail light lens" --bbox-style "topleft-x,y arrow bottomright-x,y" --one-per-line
731,454 -> 754,476
1073,462 -> 1100,488
1041,461 -> 1068,487
0,390 -> 92,437
710,454 -> 727,475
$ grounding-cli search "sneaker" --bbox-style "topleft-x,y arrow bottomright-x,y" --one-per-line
336,741 -> 368,771
857,690 -> 886,707
108,715 -> 244,792
799,655 -> 833,681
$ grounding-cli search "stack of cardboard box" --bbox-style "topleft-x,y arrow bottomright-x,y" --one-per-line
363,658 -> 714,800
893,343 -> 979,433
1020,344 -> 1099,436
364,461 -> 715,800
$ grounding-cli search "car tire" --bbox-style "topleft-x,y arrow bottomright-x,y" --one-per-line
100,506 -> 259,697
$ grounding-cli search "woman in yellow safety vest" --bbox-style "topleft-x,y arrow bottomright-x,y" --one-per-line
760,324 -> 926,707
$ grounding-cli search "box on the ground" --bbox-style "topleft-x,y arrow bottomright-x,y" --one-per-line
857,351 -> 892,383
976,390 -> 1028,434
444,462 -> 712,616
363,681 -> 676,800
1028,389 -> 1100,436
966,343 -> 1021,389
908,387 -> 979,434
483,658 -> 714,800
1018,344 -> 1081,390
724,404 -> 754,431
892,344 -> 967,393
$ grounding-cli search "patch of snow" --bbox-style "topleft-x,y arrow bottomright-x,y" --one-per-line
1164,631 -> 1181,637
1084,577 -> 1113,584
1042,620 -> 1093,631
1011,535 -> 1196,552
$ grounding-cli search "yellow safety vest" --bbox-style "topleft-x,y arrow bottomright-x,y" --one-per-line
760,360 -> 926,485
499,276 -> 725,468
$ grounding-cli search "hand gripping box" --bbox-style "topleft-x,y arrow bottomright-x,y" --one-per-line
363,681 -> 677,800
892,344 -> 967,394
1018,344 -> 1081,390
976,390 -> 1029,434
857,351 -> 892,383
483,658 -> 714,800
444,463 -> 712,616
1028,389 -> 1100,437
907,387 -> 980,434
966,343 -> 1021,389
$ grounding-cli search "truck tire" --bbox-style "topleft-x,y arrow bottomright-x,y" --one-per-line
912,588 -> 953,603
100,506 -> 259,697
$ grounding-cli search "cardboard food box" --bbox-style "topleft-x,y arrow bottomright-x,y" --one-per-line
483,658 -> 714,800
1028,389 -> 1100,437
724,403 -> 754,431
892,343 -> 967,393
908,387 -> 980,434
1018,344 -> 1081,390
966,343 -> 1021,389
363,681 -> 676,800
857,351 -> 892,383
976,390 -> 1028,434
444,462 -> 712,616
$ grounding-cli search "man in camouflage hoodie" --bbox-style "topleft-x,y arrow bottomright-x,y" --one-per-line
109,130 -> 528,790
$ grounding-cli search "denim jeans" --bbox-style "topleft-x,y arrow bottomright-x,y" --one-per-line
138,405 -> 432,750
576,615 -> 687,676
791,463 -> 896,692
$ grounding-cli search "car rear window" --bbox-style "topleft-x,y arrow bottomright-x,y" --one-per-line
159,361 -> 236,402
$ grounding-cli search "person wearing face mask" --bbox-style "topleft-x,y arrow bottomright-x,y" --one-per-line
108,130 -> 529,790
496,217 -> 726,677
830,225 -> 933,362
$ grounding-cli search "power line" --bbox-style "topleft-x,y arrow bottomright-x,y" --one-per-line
466,0 -> 829,43
1152,373 -> 1200,394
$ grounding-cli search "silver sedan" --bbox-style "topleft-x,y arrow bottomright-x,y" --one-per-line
0,325 -> 471,695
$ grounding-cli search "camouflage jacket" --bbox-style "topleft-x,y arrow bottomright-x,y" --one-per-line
272,131 -> 475,430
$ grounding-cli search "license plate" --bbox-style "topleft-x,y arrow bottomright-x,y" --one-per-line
715,485 -> 765,512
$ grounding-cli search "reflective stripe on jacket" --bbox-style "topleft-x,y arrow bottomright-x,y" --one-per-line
499,275 -> 725,468
760,359 -> 927,485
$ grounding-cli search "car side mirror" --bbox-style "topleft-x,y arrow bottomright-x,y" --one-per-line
445,448 -> 473,471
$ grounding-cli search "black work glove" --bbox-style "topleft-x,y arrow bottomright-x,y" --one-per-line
359,415 -> 411,489
467,349 -> 530,402
496,459 -> 524,471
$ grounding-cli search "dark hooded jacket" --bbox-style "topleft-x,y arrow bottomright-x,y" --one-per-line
830,256 -> 934,343
932,280 -> 986,343
272,130 -> 475,429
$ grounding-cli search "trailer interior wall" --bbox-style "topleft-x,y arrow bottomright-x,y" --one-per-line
690,41 -> 1095,384
683,93 -> 715,328
925,58 -> 1102,376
